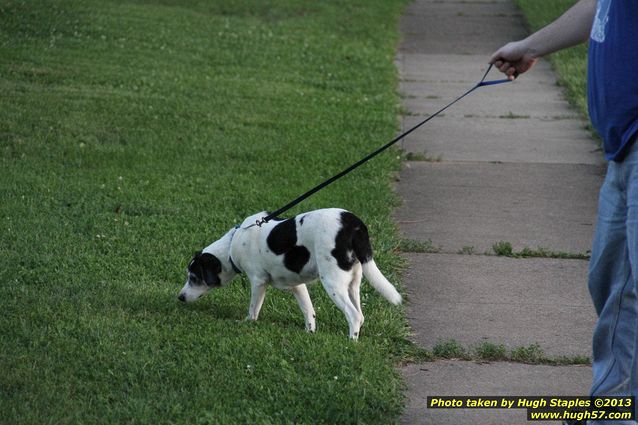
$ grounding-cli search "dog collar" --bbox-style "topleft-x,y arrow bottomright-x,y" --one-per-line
229,255 -> 242,274
228,225 -> 243,274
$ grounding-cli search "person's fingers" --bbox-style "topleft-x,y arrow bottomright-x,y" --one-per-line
514,56 -> 538,76
489,47 -> 513,65
488,48 -> 503,64
490,41 -> 534,78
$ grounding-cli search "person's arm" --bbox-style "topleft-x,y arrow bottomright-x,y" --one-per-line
489,0 -> 597,79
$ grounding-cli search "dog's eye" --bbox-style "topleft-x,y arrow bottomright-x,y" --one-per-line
188,272 -> 202,285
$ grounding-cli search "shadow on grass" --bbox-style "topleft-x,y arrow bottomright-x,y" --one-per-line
116,281 -> 320,337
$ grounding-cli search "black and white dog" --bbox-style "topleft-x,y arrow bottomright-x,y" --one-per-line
178,208 -> 402,339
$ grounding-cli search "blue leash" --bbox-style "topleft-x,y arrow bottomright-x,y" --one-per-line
253,64 -> 512,227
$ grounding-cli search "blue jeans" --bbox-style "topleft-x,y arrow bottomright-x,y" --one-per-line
589,138 -> 638,424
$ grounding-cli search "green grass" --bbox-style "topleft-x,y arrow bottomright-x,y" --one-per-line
0,0 -> 412,423
514,0 -> 589,119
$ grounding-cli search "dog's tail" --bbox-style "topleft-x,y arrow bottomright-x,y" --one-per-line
351,218 -> 402,305
361,260 -> 402,305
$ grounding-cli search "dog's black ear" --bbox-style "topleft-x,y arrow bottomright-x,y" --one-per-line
199,253 -> 222,287
188,251 -> 203,271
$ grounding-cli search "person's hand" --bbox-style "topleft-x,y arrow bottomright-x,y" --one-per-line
489,40 -> 539,80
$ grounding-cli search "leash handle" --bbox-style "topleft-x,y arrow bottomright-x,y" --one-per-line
478,63 -> 515,86
479,63 -> 518,86
254,65 -> 512,227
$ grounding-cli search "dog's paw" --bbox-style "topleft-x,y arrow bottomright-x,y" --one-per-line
305,319 -> 316,333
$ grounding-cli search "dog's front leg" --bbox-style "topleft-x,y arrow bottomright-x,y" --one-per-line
246,280 -> 267,321
291,284 -> 316,333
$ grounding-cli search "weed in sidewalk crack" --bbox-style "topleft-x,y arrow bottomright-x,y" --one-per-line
411,339 -> 591,365
491,241 -> 590,260
457,245 -> 475,255
473,341 -> 508,361
499,111 -> 531,119
510,343 -> 545,363
492,241 -> 514,256
397,238 -> 441,254
403,151 -> 442,162
432,339 -> 470,360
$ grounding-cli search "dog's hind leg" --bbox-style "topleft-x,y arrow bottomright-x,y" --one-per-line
320,270 -> 364,340
246,280 -> 267,321
291,284 -> 316,333
348,262 -> 364,326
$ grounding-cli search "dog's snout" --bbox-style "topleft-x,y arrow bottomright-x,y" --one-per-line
178,293 -> 186,302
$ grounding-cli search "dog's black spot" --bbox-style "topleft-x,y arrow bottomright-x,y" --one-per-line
284,245 -> 311,274
331,212 -> 373,271
267,218 -> 310,273
267,218 -> 297,255
188,252 -> 222,287
300,215 -> 305,226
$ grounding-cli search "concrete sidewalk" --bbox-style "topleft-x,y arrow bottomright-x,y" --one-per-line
395,1 -> 604,424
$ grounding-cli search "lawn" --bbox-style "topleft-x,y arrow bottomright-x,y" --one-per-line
514,0 -> 589,120
0,1 -> 413,423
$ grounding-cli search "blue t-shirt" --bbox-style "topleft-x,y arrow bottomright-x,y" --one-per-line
588,0 -> 638,161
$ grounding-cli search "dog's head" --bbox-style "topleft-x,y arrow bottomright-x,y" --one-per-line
178,251 -> 223,302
